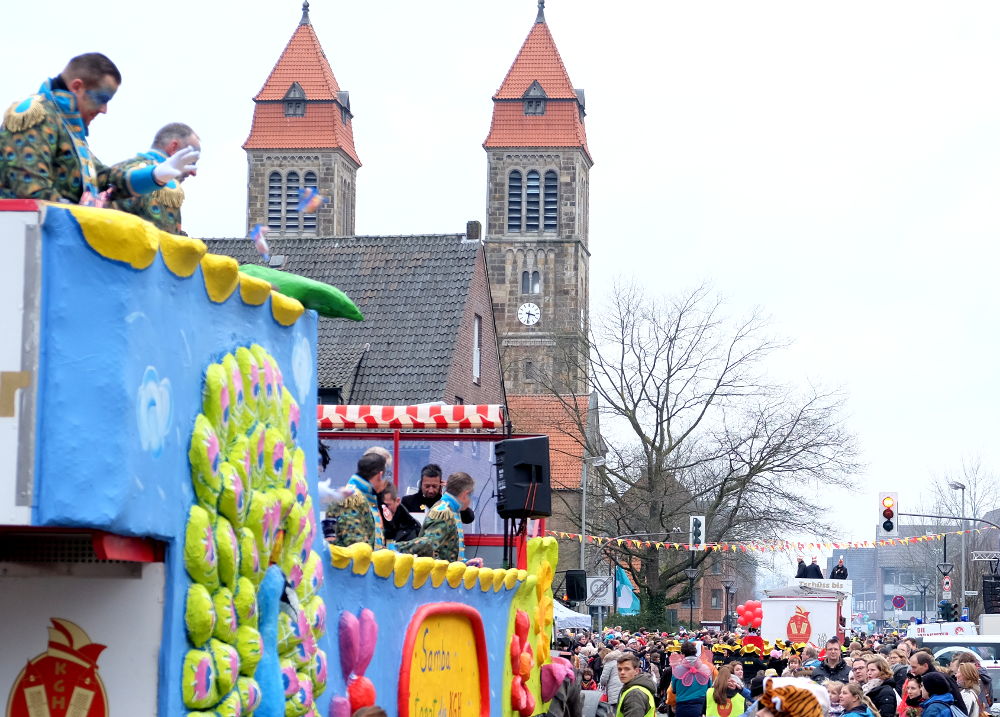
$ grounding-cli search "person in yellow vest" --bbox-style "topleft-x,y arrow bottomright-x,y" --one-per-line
616,653 -> 658,717
706,666 -> 748,717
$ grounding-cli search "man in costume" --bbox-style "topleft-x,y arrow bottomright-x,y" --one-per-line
0,53 -> 197,203
396,471 -> 474,562
111,123 -> 200,234
830,556 -> 848,580
323,452 -> 391,548
401,463 -> 475,524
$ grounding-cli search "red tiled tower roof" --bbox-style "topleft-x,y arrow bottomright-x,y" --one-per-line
507,394 -> 588,490
243,6 -> 360,166
484,8 -> 590,161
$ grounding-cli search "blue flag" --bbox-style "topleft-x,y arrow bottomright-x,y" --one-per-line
616,565 -> 640,615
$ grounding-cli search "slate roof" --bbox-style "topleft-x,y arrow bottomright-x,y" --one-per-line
243,12 -> 360,165
506,394 -> 589,489
484,13 -> 590,160
204,235 -> 482,405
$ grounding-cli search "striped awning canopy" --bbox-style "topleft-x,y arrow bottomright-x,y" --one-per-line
317,404 -> 506,430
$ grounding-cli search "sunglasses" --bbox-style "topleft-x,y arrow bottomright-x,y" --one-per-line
85,88 -> 116,106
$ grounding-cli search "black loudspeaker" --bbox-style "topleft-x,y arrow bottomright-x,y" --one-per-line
495,436 -> 551,519
566,569 -> 588,601
984,576 -> 1000,614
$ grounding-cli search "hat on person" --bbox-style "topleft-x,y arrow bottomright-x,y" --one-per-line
758,677 -> 830,717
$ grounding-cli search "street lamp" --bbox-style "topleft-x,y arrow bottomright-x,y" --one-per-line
948,480 -> 967,614
684,566 -> 699,628
720,576 -> 736,631
916,575 -> 932,622
579,455 -> 606,570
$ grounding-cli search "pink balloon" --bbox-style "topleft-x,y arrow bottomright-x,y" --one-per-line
356,609 -> 378,676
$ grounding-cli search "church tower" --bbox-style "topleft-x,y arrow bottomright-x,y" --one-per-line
244,1 -> 360,237
483,1 -> 592,397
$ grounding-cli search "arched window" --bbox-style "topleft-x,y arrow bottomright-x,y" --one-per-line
302,171 -> 317,233
525,171 -> 540,232
543,170 -> 558,231
507,171 -> 522,233
520,270 -> 541,294
285,171 -> 300,231
267,172 -> 283,230
525,360 -> 534,380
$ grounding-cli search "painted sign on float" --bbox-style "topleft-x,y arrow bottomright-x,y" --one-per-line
399,604 -> 490,717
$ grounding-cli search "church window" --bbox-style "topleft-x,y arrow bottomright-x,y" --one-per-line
524,98 -> 545,115
525,360 -> 534,380
507,171 -> 522,233
285,171 -> 300,231
543,170 -> 558,231
303,171 -> 317,232
523,80 -> 547,116
520,270 -> 541,294
267,172 -> 283,230
284,82 -> 306,117
525,171 -> 540,231
472,314 -> 482,384
521,270 -> 530,294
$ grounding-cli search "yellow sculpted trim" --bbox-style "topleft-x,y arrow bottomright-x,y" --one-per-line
159,232 -> 206,277
371,549 -> 396,579
238,275 -> 272,306
430,560 -> 449,588
200,254 -> 240,303
446,561 -> 467,589
463,566 -> 480,590
503,569 -> 521,590
478,567 -> 495,592
412,557 -> 435,589
492,569 -> 506,592
69,205 -> 158,270
270,291 -> 305,326
393,553 -> 415,588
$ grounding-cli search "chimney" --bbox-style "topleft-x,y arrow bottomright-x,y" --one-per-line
466,220 -> 482,241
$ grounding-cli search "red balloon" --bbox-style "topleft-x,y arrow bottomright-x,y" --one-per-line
752,617 -> 762,628
736,605 -> 745,615
754,608 -> 763,618
348,676 -> 376,713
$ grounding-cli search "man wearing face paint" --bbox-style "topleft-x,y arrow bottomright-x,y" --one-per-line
0,53 -> 198,204
111,123 -> 201,234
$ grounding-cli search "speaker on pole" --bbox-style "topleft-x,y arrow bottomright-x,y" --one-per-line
984,576 -> 1000,614
495,436 -> 551,519
566,569 -> 587,602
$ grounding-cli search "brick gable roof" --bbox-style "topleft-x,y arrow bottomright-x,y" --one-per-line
506,394 -> 588,490
484,16 -> 590,160
244,17 -> 360,165
204,235 -> 484,405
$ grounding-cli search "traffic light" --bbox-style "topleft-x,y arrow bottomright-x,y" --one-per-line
689,515 -> 706,550
939,601 -> 960,622
878,492 -> 899,536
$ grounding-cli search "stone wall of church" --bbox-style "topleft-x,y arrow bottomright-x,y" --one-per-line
246,149 -> 357,236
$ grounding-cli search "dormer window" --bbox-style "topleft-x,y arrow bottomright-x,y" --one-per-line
284,82 -> 306,117
523,80 -> 547,116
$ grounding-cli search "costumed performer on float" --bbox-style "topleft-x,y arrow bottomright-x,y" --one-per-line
396,472 -> 478,563
321,452 -> 391,548
0,53 -> 198,204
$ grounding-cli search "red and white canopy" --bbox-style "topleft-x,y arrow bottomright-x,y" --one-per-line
317,404 -> 506,430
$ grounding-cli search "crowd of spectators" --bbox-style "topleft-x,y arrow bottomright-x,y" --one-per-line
547,626 -> 995,717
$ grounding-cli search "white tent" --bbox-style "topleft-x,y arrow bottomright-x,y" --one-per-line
553,600 -> 592,630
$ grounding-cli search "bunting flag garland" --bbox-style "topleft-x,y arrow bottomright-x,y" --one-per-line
543,526 -> 996,553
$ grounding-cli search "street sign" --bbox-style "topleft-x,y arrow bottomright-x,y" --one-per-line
943,576 -> 952,591
586,577 -> 614,607
892,595 -> 906,609
964,591 -> 978,597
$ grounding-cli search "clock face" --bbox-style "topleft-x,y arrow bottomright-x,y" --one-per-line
517,302 -> 540,326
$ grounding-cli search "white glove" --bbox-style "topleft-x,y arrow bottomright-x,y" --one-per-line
153,145 -> 200,184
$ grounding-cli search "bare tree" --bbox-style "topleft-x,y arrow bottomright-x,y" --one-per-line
541,283 -> 860,616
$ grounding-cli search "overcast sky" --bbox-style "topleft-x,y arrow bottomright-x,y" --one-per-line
4,1 -> 998,551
